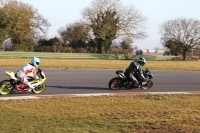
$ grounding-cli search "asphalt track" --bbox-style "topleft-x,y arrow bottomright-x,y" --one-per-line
0,68 -> 200,99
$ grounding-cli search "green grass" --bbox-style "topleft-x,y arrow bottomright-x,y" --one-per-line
0,51 -> 176,60
0,95 -> 199,133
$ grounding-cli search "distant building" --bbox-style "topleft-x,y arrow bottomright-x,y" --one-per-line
135,49 -> 165,55
156,49 -> 165,54
136,49 -> 143,55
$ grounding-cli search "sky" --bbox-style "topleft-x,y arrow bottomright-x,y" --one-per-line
23,0 -> 200,50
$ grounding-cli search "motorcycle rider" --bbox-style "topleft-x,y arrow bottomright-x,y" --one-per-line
16,57 -> 40,90
125,57 -> 147,87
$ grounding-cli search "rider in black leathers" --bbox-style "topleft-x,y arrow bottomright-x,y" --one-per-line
125,57 -> 146,86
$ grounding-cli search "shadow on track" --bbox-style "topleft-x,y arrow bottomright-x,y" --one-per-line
47,86 -> 141,90
47,86 -> 109,90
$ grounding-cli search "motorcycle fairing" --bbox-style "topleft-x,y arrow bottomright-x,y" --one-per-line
6,70 -> 46,89
5,71 -> 18,80
116,70 -> 127,80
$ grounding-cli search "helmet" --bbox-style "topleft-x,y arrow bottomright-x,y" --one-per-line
137,57 -> 146,66
31,57 -> 40,67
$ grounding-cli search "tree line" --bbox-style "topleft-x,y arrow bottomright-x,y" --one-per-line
0,0 -> 143,54
1,0 -> 200,60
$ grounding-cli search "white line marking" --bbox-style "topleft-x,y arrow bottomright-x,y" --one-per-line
0,96 -> 38,100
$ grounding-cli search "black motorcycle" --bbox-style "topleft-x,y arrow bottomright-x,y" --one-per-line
108,68 -> 153,90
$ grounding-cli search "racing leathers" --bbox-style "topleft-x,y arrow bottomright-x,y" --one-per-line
16,63 -> 39,89
125,60 -> 146,84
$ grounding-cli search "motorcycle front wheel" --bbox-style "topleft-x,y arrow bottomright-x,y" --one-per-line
32,83 -> 46,94
108,77 -> 124,90
0,80 -> 13,95
141,80 -> 153,90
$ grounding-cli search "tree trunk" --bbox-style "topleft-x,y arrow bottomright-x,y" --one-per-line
182,51 -> 186,61
96,38 -> 103,53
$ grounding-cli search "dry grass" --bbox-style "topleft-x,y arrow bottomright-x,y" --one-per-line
1,58 -> 200,70
0,58 -> 200,132
0,95 -> 199,133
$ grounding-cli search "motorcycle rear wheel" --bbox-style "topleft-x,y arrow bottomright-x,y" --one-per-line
108,77 -> 124,90
32,83 -> 46,94
141,80 -> 153,90
0,80 -> 13,95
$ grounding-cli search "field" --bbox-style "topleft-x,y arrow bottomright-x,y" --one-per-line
0,57 -> 200,133
1,58 -> 200,71
0,51 -> 176,60
0,95 -> 199,133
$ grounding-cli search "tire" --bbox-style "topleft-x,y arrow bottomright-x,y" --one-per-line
141,80 -> 153,90
32,83 -> 46,94
108,77 -> 124,90
0,80 -> 13,95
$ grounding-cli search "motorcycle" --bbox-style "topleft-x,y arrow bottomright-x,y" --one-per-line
108,68 -> 153,90
0,68 -> 46,95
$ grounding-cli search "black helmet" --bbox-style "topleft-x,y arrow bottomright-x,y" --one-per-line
138,57 -> 146,66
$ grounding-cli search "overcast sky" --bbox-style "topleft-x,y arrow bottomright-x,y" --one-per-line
24,0 -> 200,50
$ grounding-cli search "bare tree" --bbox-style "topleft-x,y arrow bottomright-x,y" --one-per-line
82,0 -> 147,53
159,18 -> 200,60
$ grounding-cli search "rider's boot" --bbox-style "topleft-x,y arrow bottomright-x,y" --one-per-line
132,80 -> 139,87
15,84 -> 20,91
133,83 -> 138,87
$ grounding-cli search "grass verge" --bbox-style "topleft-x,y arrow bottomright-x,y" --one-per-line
1,58 -> 200,70
0,58 -> 200,132
0,95 -> 199,133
